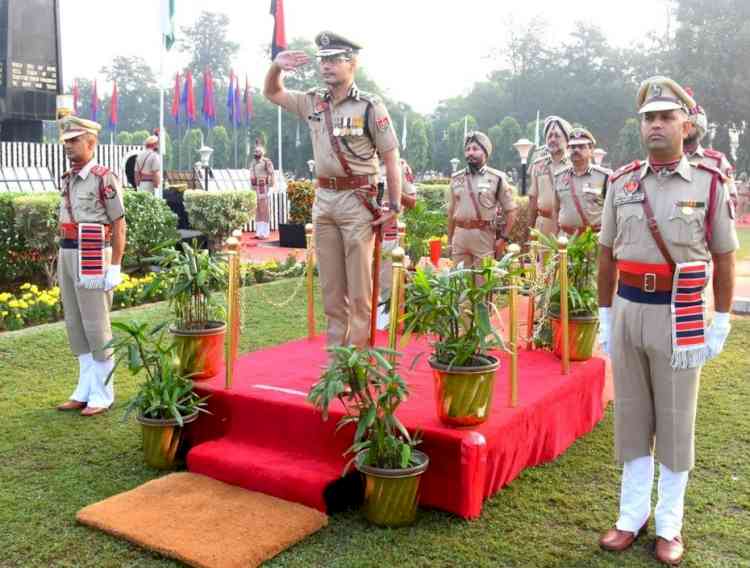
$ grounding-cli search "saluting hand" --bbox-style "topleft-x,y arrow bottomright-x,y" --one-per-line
274,51 -> 311,71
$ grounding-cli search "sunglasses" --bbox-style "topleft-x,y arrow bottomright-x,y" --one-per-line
317,55 -> 350,64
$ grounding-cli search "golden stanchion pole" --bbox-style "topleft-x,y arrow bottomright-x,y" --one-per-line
305,223 -> 316,340
396,221 -> 407,332
526,234 -> 537,350
387,246 -> 405,364
507,243 -> 521,407
558,236 -> 570,375
225,235 -> 241,389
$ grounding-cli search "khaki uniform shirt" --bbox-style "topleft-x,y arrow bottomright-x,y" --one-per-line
599,157 -> 738,263
248,157 -> 275,189
554,163 -> 611,230
59,159 -> 125,225
449,166 -> 517,223
687,144 -> 737,197
134,149 -> 161,191
529,154 -> 571,213
278,83 -> 398,180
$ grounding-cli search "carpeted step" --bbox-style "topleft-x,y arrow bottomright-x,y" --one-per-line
187,438 -> 346,512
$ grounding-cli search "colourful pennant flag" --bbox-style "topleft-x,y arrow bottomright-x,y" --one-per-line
202,67 -> 216,127
108,81 -> 119,129
243,75 -> 253,126
233,80 -> 242,128
227,70 -> 235,126
269,0 -> 287,60
72,80 -> 80,115
182,70 -> 196,126
90,80 -> 98,122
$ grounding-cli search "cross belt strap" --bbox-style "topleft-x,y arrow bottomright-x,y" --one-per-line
568,179 -> 591,228
318,175 -> 372,190
641,190 -> 676,269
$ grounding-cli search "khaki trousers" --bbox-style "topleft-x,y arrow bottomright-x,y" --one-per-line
58,247 -> 114,361
451,227 -> 494,268
137,182 -> 156,194
313,188 -> 375,348
534,215 -> 556,236
611,294 -> 701,472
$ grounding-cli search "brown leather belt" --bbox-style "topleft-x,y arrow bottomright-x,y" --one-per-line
560,224 -> 601,235
454,219 -> 492,230
60,222 -> 112,240
538,208 -> 553,219
618,271 -> 673,293
318,175 -> 371,190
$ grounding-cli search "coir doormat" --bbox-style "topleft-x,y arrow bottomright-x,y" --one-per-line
76,472 -> 328,568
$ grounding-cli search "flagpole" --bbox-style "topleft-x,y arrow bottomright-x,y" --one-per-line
158,47 -> 165,199
277,105 -> 283,185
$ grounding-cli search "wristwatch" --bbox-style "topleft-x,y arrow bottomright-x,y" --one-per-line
387,202 -> 401,214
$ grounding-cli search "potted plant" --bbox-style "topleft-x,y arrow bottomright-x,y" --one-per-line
308,345 -> 428,527
147,240 -> 228,379
107,320 -> 209,469
183,190 -> 256,251
403,256 -> 516,426
534,228 -> 599,361
280,179 -> 315,248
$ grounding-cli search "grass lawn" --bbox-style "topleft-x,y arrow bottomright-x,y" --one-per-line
1,277 -> 748,568
737,227 -> 750,262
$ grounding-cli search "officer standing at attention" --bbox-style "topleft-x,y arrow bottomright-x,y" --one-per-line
528,116 -> 572,236
55,116 -> 127,416
553,128 -> 612,235
597,77 -> 737,565
683,91 -> 738,204
248,141 -> 276,240
447,131 -> 517,267
134,135 -> 161,194
263,32 -> 401,348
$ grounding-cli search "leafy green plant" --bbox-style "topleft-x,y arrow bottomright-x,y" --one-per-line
403,200 -> 448,262
534,228 -> 599,317
183,190 -> 256,250
403,256 -> 518,367
107,320 -> 209,425
147,240 -> 227,330
12,193 -> 60,287
307,345 -> 421,471
122,191 -> 179,270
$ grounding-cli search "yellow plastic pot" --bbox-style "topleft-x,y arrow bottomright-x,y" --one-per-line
429,355 -> 500,427
136,411 -> 199,469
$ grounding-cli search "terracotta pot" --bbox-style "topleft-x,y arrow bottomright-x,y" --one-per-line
137,411 -> 199,470
550,314 -> 599,361
170,321 -> 226,380
355,450 -> 429,527
429,355 -> 500,427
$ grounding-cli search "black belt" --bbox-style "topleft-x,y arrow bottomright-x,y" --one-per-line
617,282 -> 671,305
60,239 -> 111,249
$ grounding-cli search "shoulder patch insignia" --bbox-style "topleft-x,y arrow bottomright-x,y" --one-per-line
103,186 -> 118,200
90,165 -> 110,177
376,116 -> 390,132
611,160 -> 641,182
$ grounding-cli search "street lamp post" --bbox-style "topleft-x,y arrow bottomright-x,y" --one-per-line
593,148 -> 607,166
307,159 -> 316,179
513,138 -> 534,196
198,144 -> 214,191
450,158 -> 460,174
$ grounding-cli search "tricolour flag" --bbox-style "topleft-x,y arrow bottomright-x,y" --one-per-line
269,0 -> 287,60
161,0 -> 176,50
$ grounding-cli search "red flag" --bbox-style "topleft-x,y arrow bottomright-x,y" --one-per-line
183,70 -> 196,125
108,81 -> 119,129
243,75 -> 253,126
90,80 -> 98,121
72,80 -> 80,114
171,72 -> 181,123
269,0 -> 287,60
202,67 -> 216,126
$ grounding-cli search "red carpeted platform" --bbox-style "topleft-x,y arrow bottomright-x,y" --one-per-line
186,333 -> 606,519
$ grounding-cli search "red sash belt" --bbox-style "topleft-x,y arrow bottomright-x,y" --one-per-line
538,207 -> 552,219
318,175 -> 371,190
617,260 -> 673,293
455,219 -> 493,230
60,222 -> 111,240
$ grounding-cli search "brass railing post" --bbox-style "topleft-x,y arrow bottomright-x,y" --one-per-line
396,221 -> 407,332
224,234 -> 241,389
558,236 -> 570,375
508,243 -> 521,407
526,234 -> 537,350
305,223 -> 316,340
387,246 -> 405,364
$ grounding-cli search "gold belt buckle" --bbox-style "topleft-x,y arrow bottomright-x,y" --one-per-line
644,273 -> 656,293
329,177 -> 338,190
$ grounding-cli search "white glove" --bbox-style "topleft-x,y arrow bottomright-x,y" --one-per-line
597,307 -> 612,355
104,265 -> 122,291
705,312 -> 731,360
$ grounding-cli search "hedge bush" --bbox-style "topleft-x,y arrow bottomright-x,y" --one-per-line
183,190 -> 257,249
122,191 -> 180,270
12,193 -> 61,287
0,193 -> 38,286
416,183 -> 449,212
286,179 -> 315,224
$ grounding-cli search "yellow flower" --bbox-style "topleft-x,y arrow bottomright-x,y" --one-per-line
8,300 -> 20,309
17,300 -> 29,309
0,293 -> 11,302
19,283 -> 31,290
30,285 -> 39,293
0,311 -> 7,317
22,293 -> 32,300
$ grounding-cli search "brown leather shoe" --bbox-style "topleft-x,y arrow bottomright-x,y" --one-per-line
655,535 -> 684,565
599,521 -> 648,552
80,405 -> 110,417
57,400 -> 86,411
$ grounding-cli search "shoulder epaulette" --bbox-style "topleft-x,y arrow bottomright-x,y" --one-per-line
703,148 -> 724,159
693,162 -> 727,181
357,91 -> 381,105
484,166 -> 504,177
590,164 -> 613,176
451,169 -> 466,179
90,165 -> 110,177
554,165 -> 573,176
531,155 -> 549,166
610,160 -> 641,182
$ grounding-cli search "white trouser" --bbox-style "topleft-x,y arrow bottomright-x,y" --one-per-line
256,222 -> 270,238
70,353 -> 94,402
616,455 -> 689,540
87,357 -> 115,408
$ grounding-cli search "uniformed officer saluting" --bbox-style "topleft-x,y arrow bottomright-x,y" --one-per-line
553,128 -> 612,236
55,116 -> 127,416
448,131 -> 517,267
597,77 -> 737,565
264,32 -> 401,349
528,115 -> 572,236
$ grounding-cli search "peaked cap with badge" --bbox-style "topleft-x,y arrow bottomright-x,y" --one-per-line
315,31 -> 362,57
637,75 -> 696,114
58,115 -> 102,142
568,127 -> 596,147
